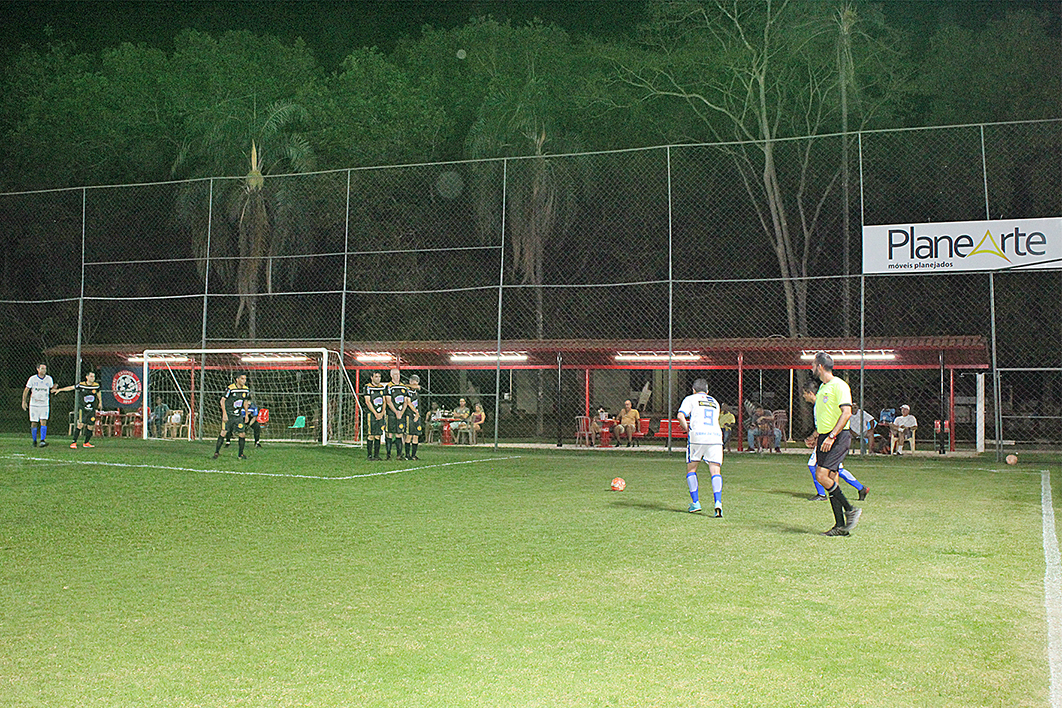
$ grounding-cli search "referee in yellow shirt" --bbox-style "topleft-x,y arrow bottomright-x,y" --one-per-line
807,351 -> 862,536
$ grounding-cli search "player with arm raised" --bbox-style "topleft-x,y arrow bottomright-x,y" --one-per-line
384,368 -> 408,461
677,378 -> 725,517
58,371 -> 104,448
213,372 -> 251,460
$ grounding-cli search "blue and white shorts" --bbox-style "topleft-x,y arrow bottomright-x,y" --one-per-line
687,442 -> 723,466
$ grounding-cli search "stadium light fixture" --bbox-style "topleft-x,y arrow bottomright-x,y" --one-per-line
127,354 -> 190,363
240,354 -> 310,363
450,352 -> 528,362
799,349 -> 896,361
355,352 -> 395,363
614,351 -> 701,362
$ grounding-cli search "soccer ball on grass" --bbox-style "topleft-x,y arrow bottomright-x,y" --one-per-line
611,477 -> 626,491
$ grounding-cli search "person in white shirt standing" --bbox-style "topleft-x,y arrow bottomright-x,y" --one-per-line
677,378 -> 724,517
22,363 -> 58,447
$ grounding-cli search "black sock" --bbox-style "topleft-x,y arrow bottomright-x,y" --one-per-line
827,482 -> 852,527
215,435 -> 225,453
238,437 -> 246,455
395,438 -> 404,457
386,438 -> 393,455
366,439 -> 373,458
411,443 -> 418,458
829,482 -> 853,512
84,428 -> 93,444
373,439 -> 381,458
73,428 -> 81,443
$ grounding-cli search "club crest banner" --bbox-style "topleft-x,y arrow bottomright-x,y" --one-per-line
863,217 -> 1062,274
101,366 -> 143,409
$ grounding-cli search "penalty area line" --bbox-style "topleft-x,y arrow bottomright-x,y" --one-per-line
2,454 -> 521,481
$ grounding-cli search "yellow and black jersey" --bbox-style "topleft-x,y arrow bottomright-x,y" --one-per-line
223,383 -> 252,419
74,381 -> 101,412
364,383 -> 387,415
385,381 -> 408,416
405,388 -> 420,417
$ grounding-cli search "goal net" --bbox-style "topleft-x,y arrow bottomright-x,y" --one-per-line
137,348 -> 361,445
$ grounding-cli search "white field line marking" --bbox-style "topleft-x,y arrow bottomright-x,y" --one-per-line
1043,469 -> 1062,708
2,454 -> 521,481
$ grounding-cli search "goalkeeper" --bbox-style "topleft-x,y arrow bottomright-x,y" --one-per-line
213,372 -> 251,460
225,400 -> 263,449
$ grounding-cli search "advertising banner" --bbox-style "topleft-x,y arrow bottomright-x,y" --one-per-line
863,217 -> 1062,274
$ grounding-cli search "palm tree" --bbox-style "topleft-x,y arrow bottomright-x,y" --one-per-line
464,24 -> 586,435
174,98 -> 315,339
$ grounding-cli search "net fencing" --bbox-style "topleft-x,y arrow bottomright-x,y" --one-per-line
140,349 -> 359,444
1,119 -> 1059,451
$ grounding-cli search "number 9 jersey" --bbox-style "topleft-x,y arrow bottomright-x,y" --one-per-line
678,392 -> 722,445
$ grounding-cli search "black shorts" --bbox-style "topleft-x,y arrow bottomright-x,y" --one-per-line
815,429 -> 852,472
386,414 -> 405,436
224,417 -> 247,436
405,415 -> 422,437
366,411 -> 385,437
76,409 -> 96,427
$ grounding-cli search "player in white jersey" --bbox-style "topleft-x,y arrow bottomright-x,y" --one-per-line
22,363 -> 58,447
677,378 -> 724,517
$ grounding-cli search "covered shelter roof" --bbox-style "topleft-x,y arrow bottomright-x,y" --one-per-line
48,336 -> 989,371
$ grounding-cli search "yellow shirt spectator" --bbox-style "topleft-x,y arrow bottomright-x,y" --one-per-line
718,410 -> 735,431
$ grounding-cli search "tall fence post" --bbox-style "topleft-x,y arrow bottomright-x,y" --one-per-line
494,159 -> 508,451
989,272 -> 1002,461
75,188 -> 86,382
857,132 -> 867,455
338,169 -> 351,440
197,178 -> 214,440
979,125 -> 1003,461
666,146 -> 675,451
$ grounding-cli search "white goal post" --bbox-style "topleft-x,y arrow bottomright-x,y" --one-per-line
138,348 -> 361,445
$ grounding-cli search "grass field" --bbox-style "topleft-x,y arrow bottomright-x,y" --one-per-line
1,435 -> 1059,707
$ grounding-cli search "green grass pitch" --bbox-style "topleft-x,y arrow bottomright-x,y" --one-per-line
0,434 -> 1057,707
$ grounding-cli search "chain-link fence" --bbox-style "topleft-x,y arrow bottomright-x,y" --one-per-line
2,120 -> 1059,451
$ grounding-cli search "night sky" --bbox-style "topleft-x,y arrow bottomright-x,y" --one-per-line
1,0 -> 1058,71
0,1 -> 644,70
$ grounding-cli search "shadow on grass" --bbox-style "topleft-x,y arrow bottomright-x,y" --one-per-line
764,488 -> 817,500
760,521 -> 821,535
609,499 -> 688,514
